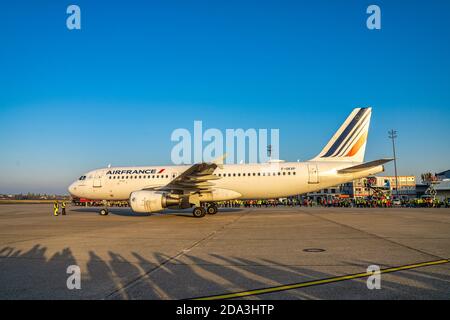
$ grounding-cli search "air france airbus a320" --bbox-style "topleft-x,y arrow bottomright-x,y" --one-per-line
68,108 -> 392,217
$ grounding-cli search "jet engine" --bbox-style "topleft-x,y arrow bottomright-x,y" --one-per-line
129,191 -> 181,213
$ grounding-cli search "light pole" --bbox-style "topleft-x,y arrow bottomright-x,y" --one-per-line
388,130 -> 400,198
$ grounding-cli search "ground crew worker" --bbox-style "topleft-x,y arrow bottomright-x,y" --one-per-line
61,201 -> 66,215
53,201 -> 59,216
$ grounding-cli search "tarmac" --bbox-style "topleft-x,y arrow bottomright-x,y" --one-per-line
0,204 -> 449,300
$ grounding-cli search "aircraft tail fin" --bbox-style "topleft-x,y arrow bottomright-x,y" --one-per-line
311,107 -> 372,163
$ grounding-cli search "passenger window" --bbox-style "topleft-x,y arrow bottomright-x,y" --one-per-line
283,172 -> 286,175
257,173 -> 260,176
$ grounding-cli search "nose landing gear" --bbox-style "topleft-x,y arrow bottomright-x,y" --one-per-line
99,200 -> 109,216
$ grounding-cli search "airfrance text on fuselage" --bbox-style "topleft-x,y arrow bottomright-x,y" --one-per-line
106,169 -> 165,175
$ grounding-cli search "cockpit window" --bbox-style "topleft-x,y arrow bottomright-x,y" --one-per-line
79,176 -> 87,181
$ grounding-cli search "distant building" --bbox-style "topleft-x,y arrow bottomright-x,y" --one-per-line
378,176 -> 416,197
415,184 -> 429,198
341,178 -> 371,198
435,180 -> 450,201
436,170 -> 450,180
418,169 -> 450,200
307,175 -> 416,200
433,170 -> 450,201
306,186 -> 342,202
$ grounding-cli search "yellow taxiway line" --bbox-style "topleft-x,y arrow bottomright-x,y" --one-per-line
193,258 -> 450,300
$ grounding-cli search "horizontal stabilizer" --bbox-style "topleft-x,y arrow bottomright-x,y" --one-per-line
337,159 -> 393,174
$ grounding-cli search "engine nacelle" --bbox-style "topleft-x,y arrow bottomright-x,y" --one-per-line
129,191 -> 180,213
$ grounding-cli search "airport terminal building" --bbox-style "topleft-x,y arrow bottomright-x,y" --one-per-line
435,170 -> 450,201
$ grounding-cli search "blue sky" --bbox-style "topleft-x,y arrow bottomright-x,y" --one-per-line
0,0 -> 449,194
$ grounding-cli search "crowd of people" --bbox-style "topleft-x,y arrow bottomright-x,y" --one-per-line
72,197 -> 449,209
216,197 -> 450,208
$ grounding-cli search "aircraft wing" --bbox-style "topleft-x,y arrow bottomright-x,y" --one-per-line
337,159 -> 393,174
155,162 -> 220,193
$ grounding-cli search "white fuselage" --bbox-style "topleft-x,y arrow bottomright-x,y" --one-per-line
68,161 -> 384,201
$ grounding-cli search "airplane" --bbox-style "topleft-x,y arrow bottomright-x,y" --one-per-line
68,107 -> 392,217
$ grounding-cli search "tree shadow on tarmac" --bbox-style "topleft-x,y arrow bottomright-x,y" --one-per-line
0,244 -> 448,300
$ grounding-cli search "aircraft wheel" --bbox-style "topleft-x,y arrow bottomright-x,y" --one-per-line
99,208 -> 109,216
207,205 -> 218,215
193,207 -> 206,218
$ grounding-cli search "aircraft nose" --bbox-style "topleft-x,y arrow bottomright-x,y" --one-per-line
68,182 -> 78,196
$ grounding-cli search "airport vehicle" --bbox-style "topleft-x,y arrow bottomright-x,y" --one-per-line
421,195 -> 434,206
68,107 -> 392,217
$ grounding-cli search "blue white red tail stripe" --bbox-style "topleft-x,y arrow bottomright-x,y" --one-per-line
311,107 -> 372,163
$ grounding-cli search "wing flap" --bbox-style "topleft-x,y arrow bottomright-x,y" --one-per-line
155,162 -> 220,193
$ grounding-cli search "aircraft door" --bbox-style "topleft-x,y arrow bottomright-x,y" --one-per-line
308,164 -> 319,184
93,171 -> 103,188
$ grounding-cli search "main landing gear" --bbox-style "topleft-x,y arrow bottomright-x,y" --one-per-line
192,204 -> 218,218
206,204 -> 218,215
192,206 -> 206,218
